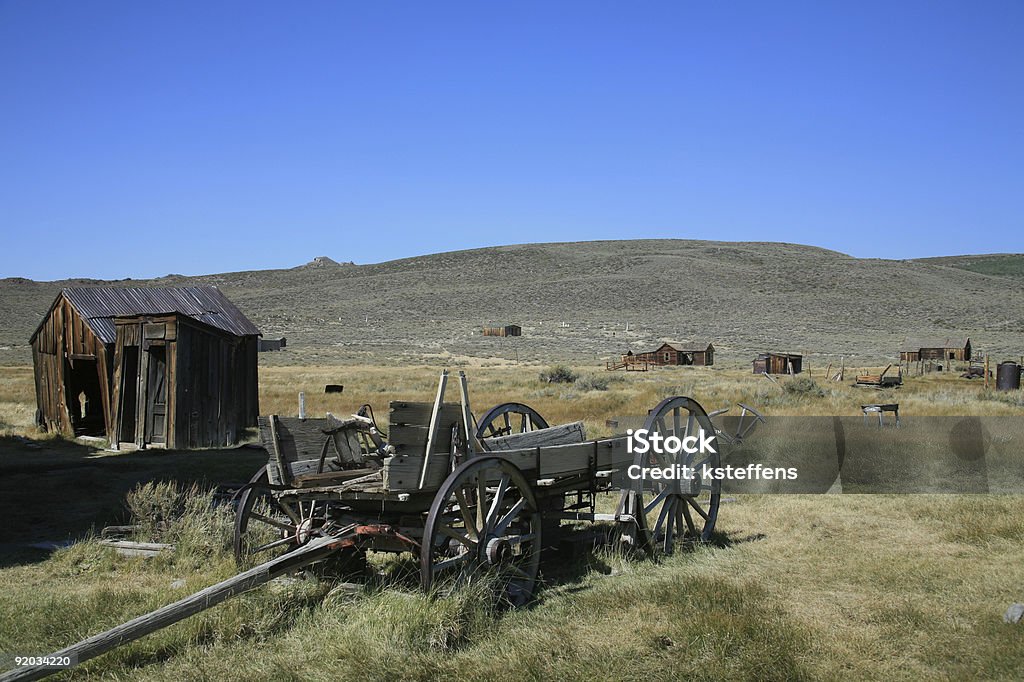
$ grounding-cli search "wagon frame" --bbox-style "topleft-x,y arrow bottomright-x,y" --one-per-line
233,370 -> 743,605
7,370 -> 763,682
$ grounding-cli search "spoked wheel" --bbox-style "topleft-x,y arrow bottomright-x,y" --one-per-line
421,456 -> 542,607
476,403 -> 549,444
631,397 -> 721,555
233,467 -> 320,567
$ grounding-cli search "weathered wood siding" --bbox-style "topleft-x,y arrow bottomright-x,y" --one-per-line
31,297 -> 113,437
109,314 -> 258,449
753,353 -> 803,374
482,325 -> 521,337
172,317 -> 259,449
633,343 -> 715,367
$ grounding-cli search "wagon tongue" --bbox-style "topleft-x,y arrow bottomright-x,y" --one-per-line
7,535 -> 348,682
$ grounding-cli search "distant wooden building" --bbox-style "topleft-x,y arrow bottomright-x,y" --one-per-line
483,324 -> 521,337
753,352 -> 803,375
899,337 -> 971,363
632,341 -> 715,367
259,337 -> 287,352
30,287 -> 260,449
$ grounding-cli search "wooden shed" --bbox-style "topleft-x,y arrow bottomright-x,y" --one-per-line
482,324 -> 521,337
30,287 -> 260,449
753,352 -> 803,375
258,337 -> 287,352
633,341 -> 715,367
899,338 -> 971,363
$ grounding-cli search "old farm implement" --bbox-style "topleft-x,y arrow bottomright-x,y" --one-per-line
4,371 -> 763,681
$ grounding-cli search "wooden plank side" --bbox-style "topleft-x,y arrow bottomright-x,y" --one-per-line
483,421 -> 586,450
271,417 -> 331,464
388,424 -> 456,453
388,401 -> 463,427
257,416 -> 367,484
537,442 -> 594,478
594,437 -> 632,470
383,454 -> 452,492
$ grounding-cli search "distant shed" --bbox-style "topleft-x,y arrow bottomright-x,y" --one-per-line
483,324 -> 521,337
753,352 -> 803,375
30,287 -> 260,449
633,341 -> 715,366
899,337 -> 971,363
259,337 -> 287,352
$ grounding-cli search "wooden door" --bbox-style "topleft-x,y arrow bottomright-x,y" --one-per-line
144,345 -> 168,445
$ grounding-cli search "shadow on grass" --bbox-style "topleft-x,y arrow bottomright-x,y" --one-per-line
0,436 -> 269,563
534,523 -> 768,601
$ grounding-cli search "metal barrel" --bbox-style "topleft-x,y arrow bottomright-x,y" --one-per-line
996,361 -> 1021,391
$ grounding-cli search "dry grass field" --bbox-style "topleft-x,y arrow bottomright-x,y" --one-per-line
1,361 -> 1023,680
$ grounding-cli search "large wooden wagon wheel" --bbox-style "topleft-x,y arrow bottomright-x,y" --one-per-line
421,456 -> 542,607
631,397 -> 722,554
234,466 -> 314,567
475,402 -> 549,444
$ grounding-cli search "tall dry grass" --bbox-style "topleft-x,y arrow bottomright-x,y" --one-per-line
256,364 -> 1024,443
0,364 -> 1022,679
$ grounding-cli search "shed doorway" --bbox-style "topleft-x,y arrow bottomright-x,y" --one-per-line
64,357 -> 104,436
143,344 -> 168,446
117,346 -> 139,444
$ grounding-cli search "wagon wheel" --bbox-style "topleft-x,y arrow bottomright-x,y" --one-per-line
632,397 -> 721,554
421,456 -> 542,607
476,403 -> 549,444
234,466 -> 313,568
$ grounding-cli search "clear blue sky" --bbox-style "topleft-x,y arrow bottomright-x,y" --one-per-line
1,1 -> 1021,280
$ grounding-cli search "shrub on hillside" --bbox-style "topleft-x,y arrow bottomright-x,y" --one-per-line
577,375 -> 610,391
783,376 -> 826,398
540,365 -> 578,384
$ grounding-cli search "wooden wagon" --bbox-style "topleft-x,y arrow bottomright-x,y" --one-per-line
234,370 -> 738,606
6,371 -> 761,681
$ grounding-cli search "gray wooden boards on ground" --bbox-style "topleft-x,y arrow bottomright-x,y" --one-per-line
0,536 -> 342,682
96,540 -> 173,558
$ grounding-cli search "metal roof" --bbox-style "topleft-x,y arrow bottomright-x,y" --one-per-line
899,337 -> 970,352
46,286 -> 260,344
660,340 -> 714,352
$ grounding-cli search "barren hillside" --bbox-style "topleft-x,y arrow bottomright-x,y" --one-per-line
2,240 -> 1022,365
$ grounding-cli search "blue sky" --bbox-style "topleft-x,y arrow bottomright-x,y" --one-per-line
1,1 -> 1021,280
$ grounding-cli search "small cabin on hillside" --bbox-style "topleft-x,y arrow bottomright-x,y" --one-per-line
899,338 -> 971,363
483,324 -> 521,337
30,286 -> 260,449
259,337 -> 287,352
753,352 -> 803,375
632,341 -> 715,367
